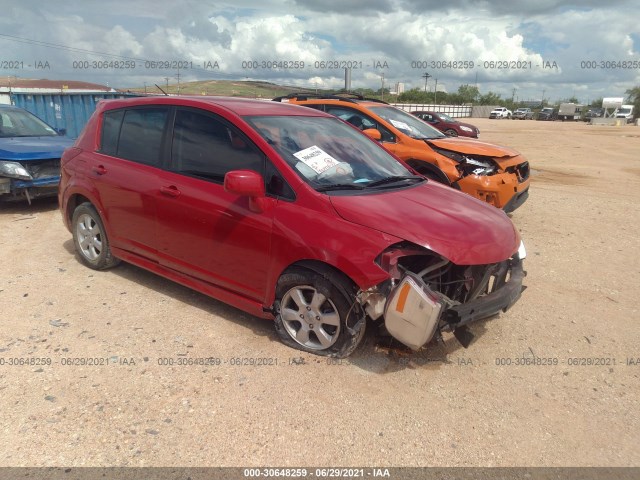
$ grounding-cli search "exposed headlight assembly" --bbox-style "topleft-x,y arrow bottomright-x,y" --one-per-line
460,125 -> 473,132
431,147 -> 495,174
0,161 -> 32,180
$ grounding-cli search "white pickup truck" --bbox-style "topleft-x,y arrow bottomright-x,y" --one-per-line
489,107 -> 512,119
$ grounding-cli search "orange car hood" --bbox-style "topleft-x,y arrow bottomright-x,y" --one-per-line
428,137 -> 520,158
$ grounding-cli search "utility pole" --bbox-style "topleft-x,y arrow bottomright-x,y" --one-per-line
380,73 -> 385,102
175,69 -> 181,95
434,78 -> 438,104
165,77 -> 169,93
511,88 -> 516,103
422,72 -> 431,92
542,89 -> 546,106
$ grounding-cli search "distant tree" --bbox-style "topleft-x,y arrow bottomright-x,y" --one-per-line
478,91 -> 503,105
625,86 -> 640,117
590,97 -> 603,107
352,88 -> 377,97
397,88 -> 431,103
457,84 -> 480,103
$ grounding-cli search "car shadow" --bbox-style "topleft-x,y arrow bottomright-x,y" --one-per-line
107,261 -> 279,343
0,196 -> 59,215
346,316 -> 493,374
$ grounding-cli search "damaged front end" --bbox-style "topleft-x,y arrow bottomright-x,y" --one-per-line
429,145 -> 530,212
0,159 -> 61,203
360,242 -> 526,350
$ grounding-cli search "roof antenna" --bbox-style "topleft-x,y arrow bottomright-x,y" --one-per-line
155,84 -> 168,96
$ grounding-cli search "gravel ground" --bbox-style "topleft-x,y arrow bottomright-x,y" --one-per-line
0,118 -> 639,467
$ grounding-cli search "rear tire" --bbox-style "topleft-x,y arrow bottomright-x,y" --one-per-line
71,203 -> 120,270
274,269 -> 366,357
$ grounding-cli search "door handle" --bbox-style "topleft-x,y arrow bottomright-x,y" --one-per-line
160,185 -> 181,197
92,165 -> 107,175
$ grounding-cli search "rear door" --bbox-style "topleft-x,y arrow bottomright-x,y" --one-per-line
155,107 -> 278,302
89,106 -> 169,261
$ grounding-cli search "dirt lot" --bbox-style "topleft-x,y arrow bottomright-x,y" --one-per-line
1,119 -> 639,467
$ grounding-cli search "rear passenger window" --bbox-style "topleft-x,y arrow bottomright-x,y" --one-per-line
170,109 -> 263,183
116,108 -> 168,166
100,110 -> 124,156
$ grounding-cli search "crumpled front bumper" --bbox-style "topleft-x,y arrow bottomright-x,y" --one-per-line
383,259 -> 526,350
442,259 -> 525,328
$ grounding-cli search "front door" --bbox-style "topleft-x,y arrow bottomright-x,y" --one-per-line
156,108 -> 274,302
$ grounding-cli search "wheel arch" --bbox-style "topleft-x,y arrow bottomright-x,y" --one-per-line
405,159 -> 451,185
65,193 -> 93,225
277,259 -> 360,302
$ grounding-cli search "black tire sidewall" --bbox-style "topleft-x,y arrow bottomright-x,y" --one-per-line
71,203 -> 118,270
274,271 -> 366,358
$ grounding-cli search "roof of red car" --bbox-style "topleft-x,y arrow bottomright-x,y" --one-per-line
98,95 -> 329,117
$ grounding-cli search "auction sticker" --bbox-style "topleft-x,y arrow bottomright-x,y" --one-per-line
293,145 -> 340,174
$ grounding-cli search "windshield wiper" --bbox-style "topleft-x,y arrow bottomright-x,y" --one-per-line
315,183 -> 366,192
365,175 -> 424,188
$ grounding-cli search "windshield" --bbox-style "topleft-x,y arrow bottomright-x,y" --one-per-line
0,108 -> 58,138
618,108 -> 631,114
368,106 -> 445,140
245,115 -> 420,193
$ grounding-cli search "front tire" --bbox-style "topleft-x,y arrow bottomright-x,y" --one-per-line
274,269 -> 366,357
71,203 -> 120,270
444,128 -> 458,137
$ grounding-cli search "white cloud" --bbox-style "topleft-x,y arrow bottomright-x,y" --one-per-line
0,1 -> 637,102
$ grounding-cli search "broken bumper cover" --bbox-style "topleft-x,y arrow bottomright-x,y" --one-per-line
443,259 -> 525,329
383,259 -> 526,350
503,187 -> 529,214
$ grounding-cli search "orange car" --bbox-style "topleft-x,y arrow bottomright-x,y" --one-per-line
274,94 -> 530,212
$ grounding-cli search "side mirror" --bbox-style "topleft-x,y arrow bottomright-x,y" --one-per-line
55,128 -> 67,136
224,169 -> 265,197
224,170 -> 268,212
363,128 -> 382,141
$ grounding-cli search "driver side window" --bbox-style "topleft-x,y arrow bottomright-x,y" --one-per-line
170,109 -> 263,183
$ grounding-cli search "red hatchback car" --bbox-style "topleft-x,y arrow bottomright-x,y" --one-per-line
411,111 -> 480,138
59,96 -> 526,357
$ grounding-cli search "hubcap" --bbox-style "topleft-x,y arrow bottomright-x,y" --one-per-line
280,285 -> 341,350
76,213 -> 103,260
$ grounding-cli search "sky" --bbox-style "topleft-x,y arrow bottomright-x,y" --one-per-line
0,0 -> 638,104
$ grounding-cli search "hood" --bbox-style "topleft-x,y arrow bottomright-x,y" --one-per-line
329,182 -> 519,265
427,137 -> 519,158
0,136 -> 74,162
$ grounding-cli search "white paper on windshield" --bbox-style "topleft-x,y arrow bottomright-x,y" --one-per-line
389,119 -> 412,131
292,145 -> 340,175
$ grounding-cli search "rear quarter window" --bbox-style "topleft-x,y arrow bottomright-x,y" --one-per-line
112,108 -> 169,166
100,110 -> 124,156
100,106 -> 169,166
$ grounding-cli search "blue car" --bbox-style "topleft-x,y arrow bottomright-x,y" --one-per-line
0,105 -> 74,203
